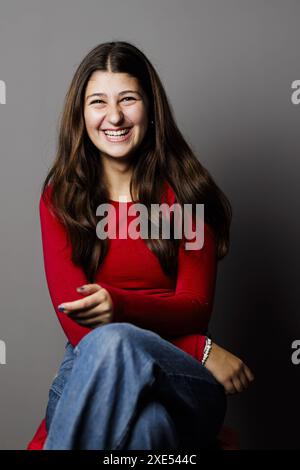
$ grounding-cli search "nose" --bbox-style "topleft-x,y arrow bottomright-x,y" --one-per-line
106,103 -> 125,125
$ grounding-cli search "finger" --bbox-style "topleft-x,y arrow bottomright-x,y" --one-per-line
239,370 -> 250,390
224,380 -> 236,395
58,290 -> 105,313
68,309 -> 100,320
76,283 -> 102,294
232,376 -> 246,393
244,364 -> 255,382
69,303 -> 109,319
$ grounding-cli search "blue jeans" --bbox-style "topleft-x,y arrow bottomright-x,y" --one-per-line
44,322 -> 226,450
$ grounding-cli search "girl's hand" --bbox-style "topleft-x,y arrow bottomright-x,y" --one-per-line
204,342 -> 255,395
57,284 -> 114,329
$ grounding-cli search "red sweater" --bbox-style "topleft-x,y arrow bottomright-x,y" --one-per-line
27,180 -> 217,450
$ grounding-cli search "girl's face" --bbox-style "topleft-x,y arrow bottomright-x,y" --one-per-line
84,70 -> 150,160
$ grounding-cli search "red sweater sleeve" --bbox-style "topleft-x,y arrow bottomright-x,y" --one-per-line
39,187 -> 216,348
39,191 -> 92,347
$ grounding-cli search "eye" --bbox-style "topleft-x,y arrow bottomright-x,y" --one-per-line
122,97 -> 136,102
90,99 -> 104,104
90,97 -> 136,105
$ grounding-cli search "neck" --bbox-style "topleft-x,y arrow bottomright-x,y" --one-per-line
101,155 -> 135,201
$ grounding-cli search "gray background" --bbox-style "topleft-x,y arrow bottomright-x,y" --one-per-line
0,0 -> 299,449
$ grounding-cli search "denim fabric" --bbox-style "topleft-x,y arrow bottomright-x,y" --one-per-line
45,341 -> 74,432
44,322 -> 226,450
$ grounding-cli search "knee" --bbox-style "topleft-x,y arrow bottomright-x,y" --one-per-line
75,322 -> 145,353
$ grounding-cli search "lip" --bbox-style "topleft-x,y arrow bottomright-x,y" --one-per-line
102,127 -> 133,143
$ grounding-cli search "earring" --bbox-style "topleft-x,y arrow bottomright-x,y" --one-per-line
150,119 -> 154,125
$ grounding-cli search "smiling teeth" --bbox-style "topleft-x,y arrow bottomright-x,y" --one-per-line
104,129 -> 130,136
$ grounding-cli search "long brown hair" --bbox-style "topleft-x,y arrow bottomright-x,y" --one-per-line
41,40 -> 232,283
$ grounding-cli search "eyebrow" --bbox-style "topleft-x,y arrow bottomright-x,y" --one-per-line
86,90 -> 142,101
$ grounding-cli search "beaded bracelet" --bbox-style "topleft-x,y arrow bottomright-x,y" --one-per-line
202,336 -> 212,366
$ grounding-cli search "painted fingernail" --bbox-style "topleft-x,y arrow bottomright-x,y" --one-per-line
58,305 -> 65,312
77,286 -> 85,291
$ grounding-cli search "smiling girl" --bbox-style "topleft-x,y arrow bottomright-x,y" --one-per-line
28,41 -> 254,450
